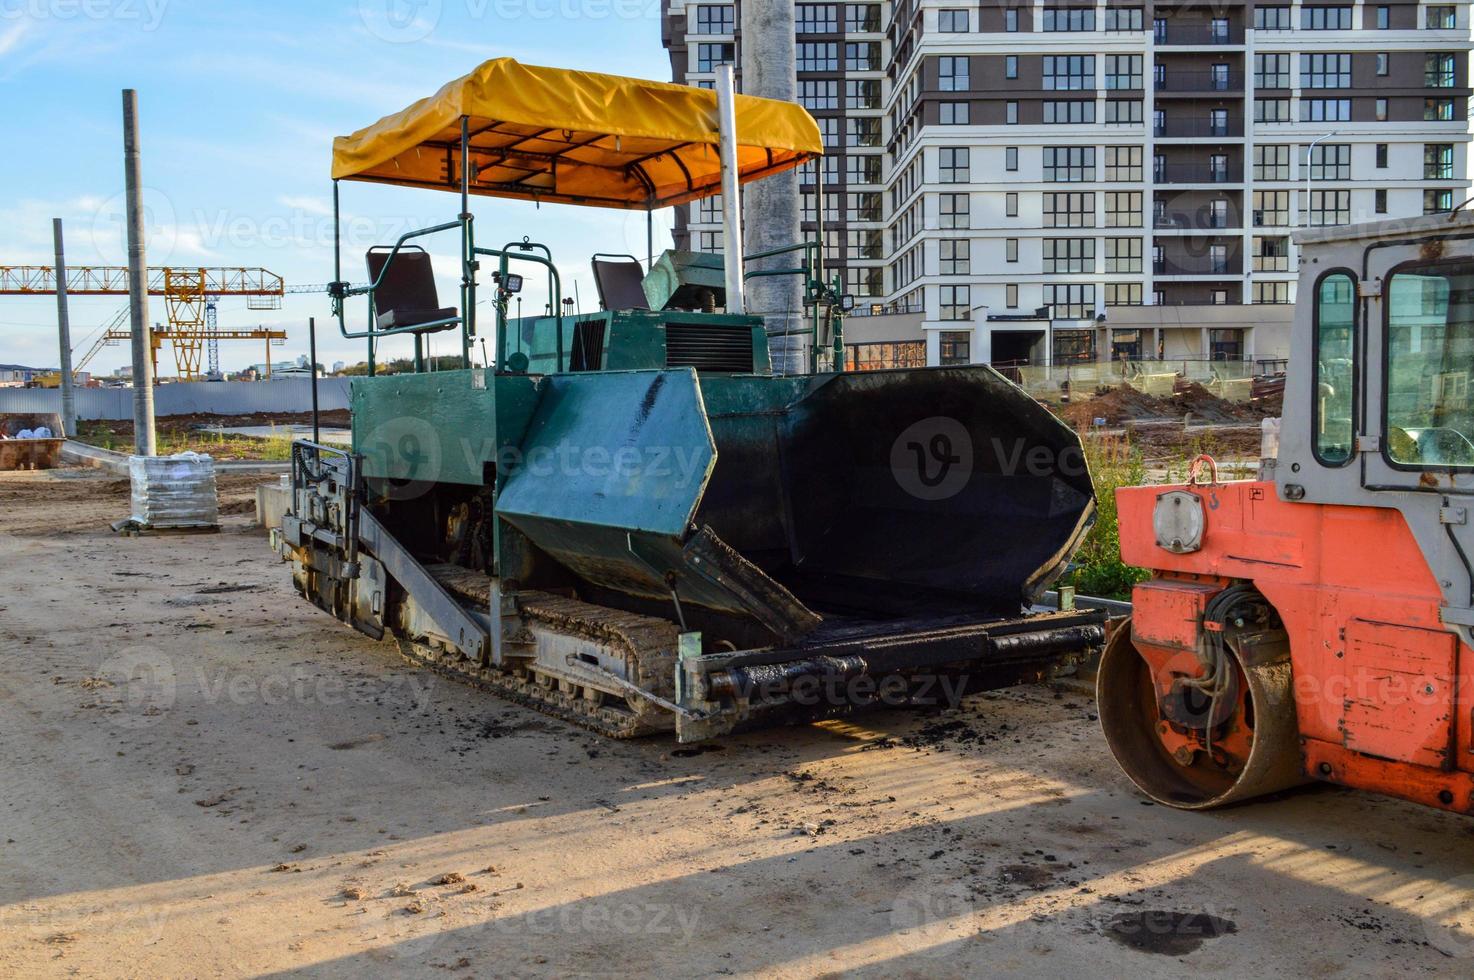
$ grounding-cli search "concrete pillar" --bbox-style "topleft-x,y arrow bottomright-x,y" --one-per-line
741,0 -> 806,375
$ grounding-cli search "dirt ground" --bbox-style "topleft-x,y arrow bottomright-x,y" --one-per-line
2,468 -> 1473,979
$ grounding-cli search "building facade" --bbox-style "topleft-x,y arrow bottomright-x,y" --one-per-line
661,1 -> 1473,370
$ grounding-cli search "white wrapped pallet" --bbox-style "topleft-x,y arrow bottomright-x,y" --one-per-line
129,452 -> 220,530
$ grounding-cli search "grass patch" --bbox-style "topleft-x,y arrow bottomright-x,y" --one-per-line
74,420 -> 293,461
1061,433 -> 1152,602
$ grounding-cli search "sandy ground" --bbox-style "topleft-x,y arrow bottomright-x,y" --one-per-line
2,467 -> 1473,979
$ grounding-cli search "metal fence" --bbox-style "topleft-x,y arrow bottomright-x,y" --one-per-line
0,379 -> 351,421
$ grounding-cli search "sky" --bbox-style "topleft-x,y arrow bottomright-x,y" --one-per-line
0,0 -> 675,374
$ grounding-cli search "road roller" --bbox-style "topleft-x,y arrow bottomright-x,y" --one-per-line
1101,213 -> 1474,814
275,59 -> 1106,741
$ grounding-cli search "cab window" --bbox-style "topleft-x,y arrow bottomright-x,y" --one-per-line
1314,273 -> 1356,465
1386,263 -> 1474,467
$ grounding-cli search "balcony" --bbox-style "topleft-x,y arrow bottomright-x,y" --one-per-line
1155,163 -> 1242,184
1153,24 -> 1243,46
1154,119 -> 1242,139
1154,70 -> 1244,94
1154,211 -> 1239,231
1154,256 -> 1243,276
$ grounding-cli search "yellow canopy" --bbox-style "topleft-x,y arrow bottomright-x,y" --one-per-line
331,58 -> 823,210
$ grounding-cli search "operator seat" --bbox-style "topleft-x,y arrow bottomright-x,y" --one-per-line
591,255 -> 651,312
366,247 -> 459,332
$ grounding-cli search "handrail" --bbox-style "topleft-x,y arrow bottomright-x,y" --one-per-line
477,244 -> 563,372
331,219 -> 466,341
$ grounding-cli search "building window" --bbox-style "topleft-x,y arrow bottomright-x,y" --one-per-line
939,102 -> 969,125
698,231 -> 722,253
1426,53 -> 1457,88
1005,238 -> 1019,262
816,117 -> 839,148
798,80 -> 838,111
845,41 -> 879,71
1105,100 -> 1143,125
1254,53 -> 1291,89
939,286 -> 971,321
1043,237 -> 1094,274
1302,99 -> 1351,123
1105,192 -> 1141,228
847,192 -> 881,222
938,56 -> 970,91
846,79 -> 879,109
1376,53 -> 1390,77
696,43 -> 733,72
1254,281 -> 1291,304
1043,146 -> 1095,182
1006,101 -> 1019,124
1046,284 -> 1095,320
846,155 -> 881,183
1425,98 -> 1457,121
1043,55 -> 1094,91
1106,283 -> 1142,307
1005,284 -> 1019,308
1043,100 -> 1095,124
1105,146 -> 1142,182
1106,237 -> 1142,273
1045,192 -> 1095,228
1254,6 -> 1291,30
939,147 -> 969,183
845,3 -> 880,32
1375,188 -> 1388,214
1306,143 -> 1350,181
1005,146 -> 1018,172
1376,144 -> 1390,169
1377,6 -> 1390,29
1005,192 -> 1019,217
1005,8 -> 1018,32
938,8 -> 968,32
1005,55 -> 1018,80
1426,143 -> 1455,179
1254,99 -> 1291,123
1105,7 -> 1143,32
797,42 -> 838,71
939,239 -> 971,275
1426,6 -> 1457,30
1254,145 -> 1291,181
1105,54 -> 1142,90
1301,53 -> 1351,89
1308,189 -> 1351,227
1254,190 -> 1291,227
795,4 -> 838,33
1301,6 -> 1352,30
694,4 -> 734,34
1253,236 -> 1290,271
939,330 -> 971,364
1425,189 -> 1456,214
846,117 -> 881,147
1042,7 -> 1095,31
852,340 -> 924,370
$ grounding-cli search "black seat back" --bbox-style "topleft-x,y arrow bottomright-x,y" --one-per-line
366,247 -> 458,331
591,256 -> 650,312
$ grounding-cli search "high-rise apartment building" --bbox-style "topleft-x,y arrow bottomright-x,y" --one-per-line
662,0 -> 890,316
662,2 -> 1473,369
